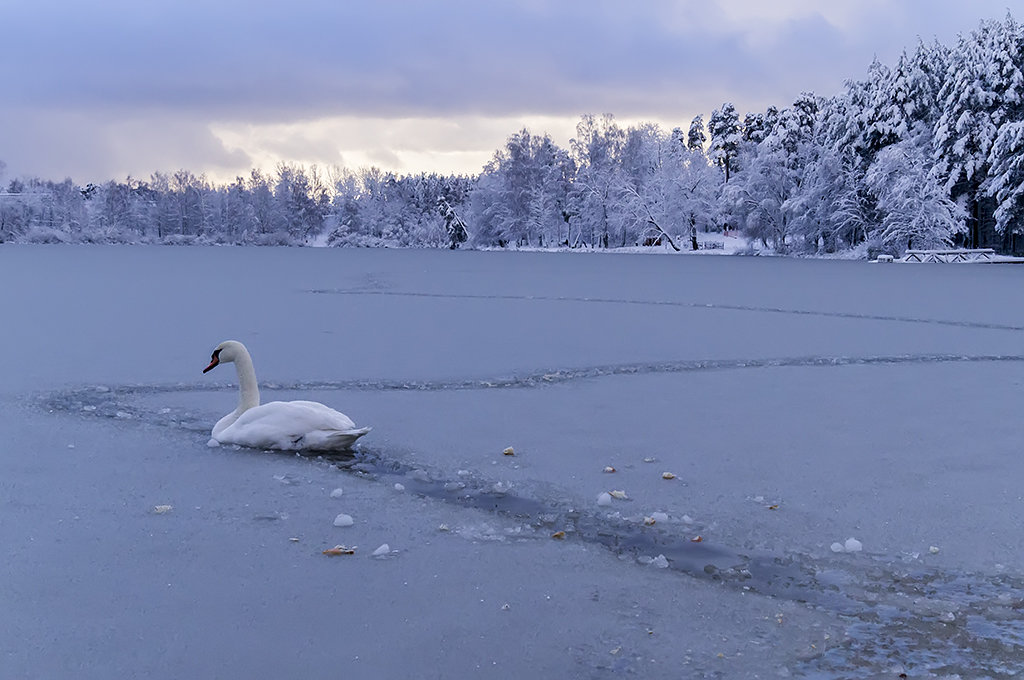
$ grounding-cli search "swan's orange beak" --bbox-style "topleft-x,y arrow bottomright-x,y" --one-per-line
203,357 -> 219,373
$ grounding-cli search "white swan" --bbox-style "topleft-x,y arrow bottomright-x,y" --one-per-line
202,340 -> 370,451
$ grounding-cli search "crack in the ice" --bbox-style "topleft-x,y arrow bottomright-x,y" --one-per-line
37,353 -> 1024,408
309,289 -> 1024,333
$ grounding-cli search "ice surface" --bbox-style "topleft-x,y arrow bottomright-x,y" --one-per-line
5,245 -> 1024,678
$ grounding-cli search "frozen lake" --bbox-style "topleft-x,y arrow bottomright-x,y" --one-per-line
3,245 -> 1024,678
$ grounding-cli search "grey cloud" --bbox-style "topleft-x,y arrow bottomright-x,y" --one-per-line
0,108 -> 251,183
0,0 -> 1016,181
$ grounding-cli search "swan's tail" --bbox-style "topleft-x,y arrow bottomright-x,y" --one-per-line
305,426 -> 372,451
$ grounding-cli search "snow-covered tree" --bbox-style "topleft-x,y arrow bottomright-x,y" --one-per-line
569,114 -> 624,248
708,103 -> 742,182
867,134 -> 966,252
467,128 -> 573,247
687,115 -> 706,152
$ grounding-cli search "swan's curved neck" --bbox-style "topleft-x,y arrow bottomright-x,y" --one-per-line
232,347 -> 261,413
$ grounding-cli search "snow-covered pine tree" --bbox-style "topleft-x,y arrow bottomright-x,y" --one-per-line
932,18 -> 1010,247
708,103 -> 742,182
687,115 -> 706,153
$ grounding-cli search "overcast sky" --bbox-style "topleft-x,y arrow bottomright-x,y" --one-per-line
0,1 -> 1014,185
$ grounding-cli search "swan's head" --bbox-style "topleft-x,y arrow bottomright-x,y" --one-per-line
203,340 -> 248,374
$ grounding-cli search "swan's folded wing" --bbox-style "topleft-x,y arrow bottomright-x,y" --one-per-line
302,426 -> 372,451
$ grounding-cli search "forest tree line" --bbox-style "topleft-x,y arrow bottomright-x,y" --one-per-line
1,14 -> 1023,256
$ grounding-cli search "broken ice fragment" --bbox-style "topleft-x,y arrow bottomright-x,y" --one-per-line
333,513 -> 354,527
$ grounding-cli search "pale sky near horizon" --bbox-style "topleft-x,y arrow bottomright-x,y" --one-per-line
0,1 -> 1014,185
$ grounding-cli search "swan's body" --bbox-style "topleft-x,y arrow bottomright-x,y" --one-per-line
203,340 -> 370,451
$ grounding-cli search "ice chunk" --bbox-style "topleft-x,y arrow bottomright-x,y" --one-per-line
609,490 -> 628,500
831,538 -> 863,553
651,512 -> 669,523
372,543 -> 390,557
329,488 -> 344,498
680,514 -> 694,524
597,492 -> 613,506
394,483 -> 405,492
929,545 -> 940,554
638,554 -> 670,568
333,513 -> 354,527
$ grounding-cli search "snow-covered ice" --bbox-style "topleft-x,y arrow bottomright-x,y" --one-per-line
5,245 -> 1024,678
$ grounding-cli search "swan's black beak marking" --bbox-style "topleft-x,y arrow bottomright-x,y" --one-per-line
203,349 -> 221,374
